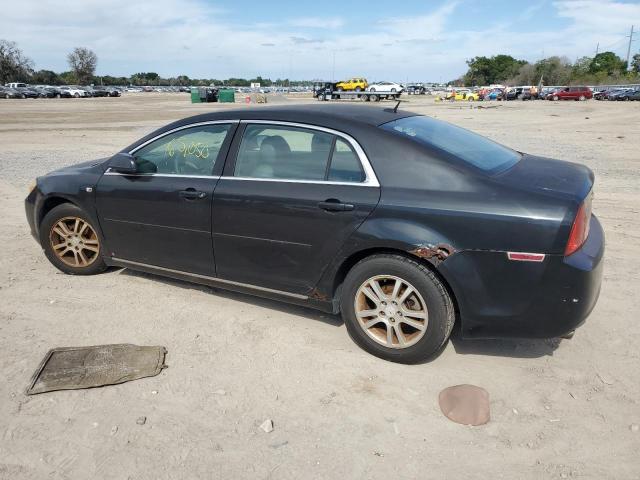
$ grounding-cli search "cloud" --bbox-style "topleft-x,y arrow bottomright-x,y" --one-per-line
289,36 -> 324,45
261,43 -> 276,47
289,17 -> 344,29
378,1 -> 457,39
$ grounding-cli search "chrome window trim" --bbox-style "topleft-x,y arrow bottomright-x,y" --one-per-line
234,120 -> 380,187
222,176 -> 376,187
104,171 -> 220,180
128,120 -> 239,155
111,257 -> 308,300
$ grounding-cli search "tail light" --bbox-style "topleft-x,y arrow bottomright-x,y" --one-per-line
565,193 -> 592,256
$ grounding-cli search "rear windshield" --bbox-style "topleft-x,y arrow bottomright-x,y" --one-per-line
380,116 -> 521,174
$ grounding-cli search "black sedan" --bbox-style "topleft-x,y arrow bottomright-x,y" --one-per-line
613,89 -> 640,101
25,105 -> 604,363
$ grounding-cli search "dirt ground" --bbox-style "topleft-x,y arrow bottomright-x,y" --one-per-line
0,94 -> 639,479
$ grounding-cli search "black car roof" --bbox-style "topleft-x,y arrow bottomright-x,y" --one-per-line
169,104 -> 416,129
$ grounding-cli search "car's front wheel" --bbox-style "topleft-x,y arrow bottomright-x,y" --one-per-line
40,203 -> 107,275
341,254 -> 455,363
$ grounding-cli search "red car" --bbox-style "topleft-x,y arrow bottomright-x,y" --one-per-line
547,86 -> 593,101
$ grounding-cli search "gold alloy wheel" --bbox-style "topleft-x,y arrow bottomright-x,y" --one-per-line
49,216 -> 100,267
354,275 -> 429,349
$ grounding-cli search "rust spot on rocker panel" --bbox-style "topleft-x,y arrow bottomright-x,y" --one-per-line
309,288 -> 331,302
409,243 -> 455,265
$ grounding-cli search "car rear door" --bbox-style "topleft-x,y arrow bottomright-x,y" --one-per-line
212,121 -> 380,295
95,122 -> 237,276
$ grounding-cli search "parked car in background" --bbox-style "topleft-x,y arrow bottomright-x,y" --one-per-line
368,81 -> 403,93
484,89 -> 504,101
599,88 -> 623,100
25,104 -> 604,363
89,86 -> 110,97
447,90 -> 480,101
335,77 -> 368,92
90,86 -> 122,97
547,86 -> 592,101
15,87 -> 40,99
592,89 -> 608,100
5,82 -> 28,89
520,88 -> 539,100
406,84 -> 426,95
1,87 -> 23,98
60,86 -> 88,98
33,86 -> 57,98
610,88 -> 640,101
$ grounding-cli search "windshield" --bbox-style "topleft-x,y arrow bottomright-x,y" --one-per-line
380,115 -> 520,174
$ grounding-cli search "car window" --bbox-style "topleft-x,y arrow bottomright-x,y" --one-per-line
381,115 -> 520,174
133,124 -> 231,176
235,124 -> 335,181
328,138 -> 365,182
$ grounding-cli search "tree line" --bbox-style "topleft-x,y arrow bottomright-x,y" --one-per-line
0,39 -> 309,87
456,52 -> 640,87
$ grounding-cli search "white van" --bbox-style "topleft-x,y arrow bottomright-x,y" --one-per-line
6,82 -> 28,88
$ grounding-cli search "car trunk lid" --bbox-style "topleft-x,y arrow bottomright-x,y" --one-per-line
496,154 -> 593,203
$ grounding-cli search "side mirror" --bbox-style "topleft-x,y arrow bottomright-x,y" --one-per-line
108,152 -> 137,174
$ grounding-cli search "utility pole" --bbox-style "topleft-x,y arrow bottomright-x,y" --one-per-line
332,51 -> 335,83
626,25 -> 635,70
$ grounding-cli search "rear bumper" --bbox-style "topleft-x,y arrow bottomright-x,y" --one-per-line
439,215 -> 604,339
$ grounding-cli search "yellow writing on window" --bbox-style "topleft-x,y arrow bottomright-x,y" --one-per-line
165,139 -> 210,160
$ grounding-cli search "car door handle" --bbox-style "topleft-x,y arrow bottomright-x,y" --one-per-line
179,188 -> 207,200
318,199 -> 355,212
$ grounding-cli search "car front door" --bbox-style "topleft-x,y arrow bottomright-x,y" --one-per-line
212,122 -> 380,295
96,122 -> 236,276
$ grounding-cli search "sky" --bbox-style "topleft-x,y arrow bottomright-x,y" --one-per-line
1,0 -> 639,82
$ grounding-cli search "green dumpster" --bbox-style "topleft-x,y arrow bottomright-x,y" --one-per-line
190,88 -> 201,103
218,89 -> 235,103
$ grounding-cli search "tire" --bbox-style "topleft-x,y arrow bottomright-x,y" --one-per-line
372,95 -> 380,102
56,93 -> 61,98
553,95 -> 559,101
39,203 -> 107,276
578,95 -> 586,101
74,93 -> 79,98
340,254 -> 455,363
391,88 -> 396,93
337,86 -> 343,92
369,87 -> 376,92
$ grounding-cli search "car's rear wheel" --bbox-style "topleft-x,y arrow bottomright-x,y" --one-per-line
578,95 -> 586,101
40,203 -> 107,275
341,254 -> 455,363
553,95 -> 559,101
